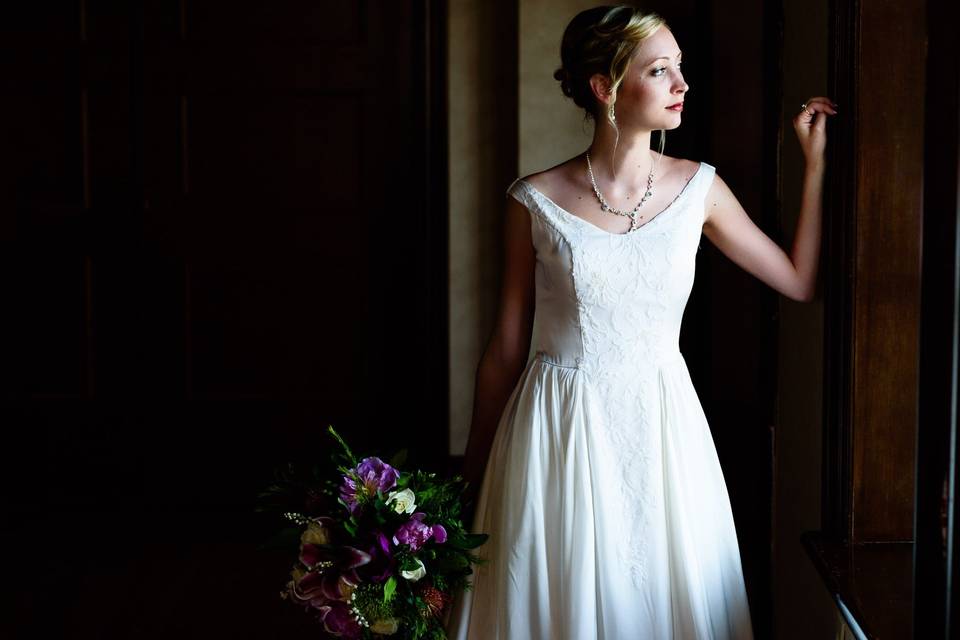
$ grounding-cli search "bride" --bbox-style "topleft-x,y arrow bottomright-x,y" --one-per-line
448,5 -> 834,639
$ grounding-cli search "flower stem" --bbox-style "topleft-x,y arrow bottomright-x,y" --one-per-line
328,425 -> 358,466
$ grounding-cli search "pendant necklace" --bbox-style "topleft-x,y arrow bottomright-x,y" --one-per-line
586,150 -> 661,232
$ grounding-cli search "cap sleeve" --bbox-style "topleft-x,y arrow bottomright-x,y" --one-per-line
697,162 -> 717,225
506,178 -> 529,206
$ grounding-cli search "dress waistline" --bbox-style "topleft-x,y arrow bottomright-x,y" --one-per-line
531,349 -> 683,371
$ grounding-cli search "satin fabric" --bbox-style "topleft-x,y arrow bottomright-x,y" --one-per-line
446,162 -> 754,639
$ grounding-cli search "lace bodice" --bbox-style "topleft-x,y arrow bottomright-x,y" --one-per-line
505,161 -> 717,588
508,161 -> 714,373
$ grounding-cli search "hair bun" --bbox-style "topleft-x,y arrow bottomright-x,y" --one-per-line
553,67 -> 573,96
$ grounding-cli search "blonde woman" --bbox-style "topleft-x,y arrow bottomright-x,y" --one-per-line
447,5 -> 834,639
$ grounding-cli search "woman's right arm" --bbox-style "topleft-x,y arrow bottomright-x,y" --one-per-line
460,194 -> 536,507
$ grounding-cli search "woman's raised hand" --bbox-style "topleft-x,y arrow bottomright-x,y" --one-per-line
793,96 -> 837,165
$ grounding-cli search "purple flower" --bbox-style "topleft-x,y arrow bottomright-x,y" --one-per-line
317,601 -> 363,638
292,543 -> 370,605
356,457 -> 400,494
338,476 -> 361,515
338,457 -> 400,516
299,543 -> 371,576
284,544 -> 368,637
392,513 -> 448,552
359,531 -> 396,584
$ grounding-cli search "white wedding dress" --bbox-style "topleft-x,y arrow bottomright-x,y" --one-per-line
445,161 -> 754,640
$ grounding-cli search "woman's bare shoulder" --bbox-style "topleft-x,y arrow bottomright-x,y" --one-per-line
519,155 -> 586,190
660,154 -> 698,175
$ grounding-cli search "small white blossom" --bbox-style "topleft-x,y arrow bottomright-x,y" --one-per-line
401,557 -> 426,582
385,488 -> 417,515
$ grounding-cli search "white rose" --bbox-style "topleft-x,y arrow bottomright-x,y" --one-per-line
400,558 -> 427,582
385,488 -> 417,515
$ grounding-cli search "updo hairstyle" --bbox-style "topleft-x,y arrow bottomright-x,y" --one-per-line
553,6 -> 669,152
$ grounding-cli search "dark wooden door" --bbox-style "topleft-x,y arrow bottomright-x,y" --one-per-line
2,2 -> 446,637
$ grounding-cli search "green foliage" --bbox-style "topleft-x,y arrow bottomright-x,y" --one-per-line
327,425 -> 358,467
446,533 -> 488,550
383,576 -> 397,604
257,425 -> 489,639
390,448 -> 408,469
343,518 -> 358,537
352,582 -> 396,626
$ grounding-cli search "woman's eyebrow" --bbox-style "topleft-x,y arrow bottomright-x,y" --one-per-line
646,51 -> 683,65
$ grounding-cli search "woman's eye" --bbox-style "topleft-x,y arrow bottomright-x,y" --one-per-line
652,63 -> 681,77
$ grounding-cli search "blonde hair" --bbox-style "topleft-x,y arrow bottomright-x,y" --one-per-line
553,5 -> 670,161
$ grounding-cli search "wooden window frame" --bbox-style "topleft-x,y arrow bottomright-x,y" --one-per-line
804,0 -> 960,637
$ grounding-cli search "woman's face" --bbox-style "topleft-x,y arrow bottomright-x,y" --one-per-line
609,27 -> 688,132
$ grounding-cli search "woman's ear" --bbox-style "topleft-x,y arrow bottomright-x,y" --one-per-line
589,73 -> 614,106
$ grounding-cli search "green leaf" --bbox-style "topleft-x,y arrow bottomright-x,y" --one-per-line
389,448 -> 408,469
327,425 -> 357,466
436,553 -> 470,572
448,532 -> 488,550
383,576 -> 397,604
343,519 -> 357,537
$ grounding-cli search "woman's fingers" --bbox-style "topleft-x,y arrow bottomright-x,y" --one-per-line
799,96 -> 838,116
803,96 -> 837,108
793,99 -> 837,130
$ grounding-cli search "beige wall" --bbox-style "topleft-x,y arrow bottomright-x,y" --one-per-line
447,0 -> 512,456
448,0 -> 599,456
518,1 -> 601,176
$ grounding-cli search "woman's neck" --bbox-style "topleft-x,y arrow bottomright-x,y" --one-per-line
586,127 -> 662,195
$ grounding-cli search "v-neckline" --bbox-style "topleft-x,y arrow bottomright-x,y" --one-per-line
520,161 -> 705,237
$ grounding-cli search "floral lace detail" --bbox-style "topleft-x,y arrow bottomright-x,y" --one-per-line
506,163 -> 715,590
570,236 -> 674,589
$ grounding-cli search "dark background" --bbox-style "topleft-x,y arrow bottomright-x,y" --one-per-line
3,2 -> 447,637
1,1 -> 784,638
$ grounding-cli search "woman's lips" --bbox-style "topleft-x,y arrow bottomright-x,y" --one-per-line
667,103 -> 684,111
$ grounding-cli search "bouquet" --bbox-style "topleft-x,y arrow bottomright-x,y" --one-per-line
258,426 -> 487,639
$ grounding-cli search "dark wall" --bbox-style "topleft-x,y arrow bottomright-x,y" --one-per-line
2,2 -> 447,637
